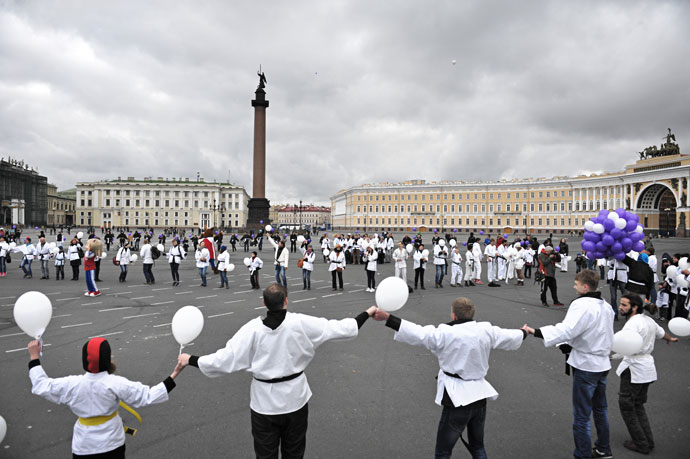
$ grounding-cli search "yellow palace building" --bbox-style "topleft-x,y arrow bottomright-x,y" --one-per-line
331,135 -> 689,237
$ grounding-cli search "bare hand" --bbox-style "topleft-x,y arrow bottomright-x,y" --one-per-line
366,305 -> 377,317
374,309 -> 390,321
171,360 -> 185,379
178,353 -> 191,368
521,324 -> 535,335
28,340 -> 41,360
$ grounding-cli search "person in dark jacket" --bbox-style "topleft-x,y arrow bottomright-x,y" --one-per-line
623,253 -> 655,301
538,246 -> 564,307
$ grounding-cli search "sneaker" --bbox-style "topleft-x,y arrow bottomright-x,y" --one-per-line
623,440 -> 648,454
592,447 -> 613,458
93,291 -> 101,297
84,291 -> 91,296
553,303 -> 565,306
542,303 -> 550,307
475,280 -> 483,285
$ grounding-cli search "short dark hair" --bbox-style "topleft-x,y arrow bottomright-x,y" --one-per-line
452,297 -> 475,320
622,293 -> 643,313
252,251 -> 258,256
263,283 -> 287,311
575,269 -> 599,290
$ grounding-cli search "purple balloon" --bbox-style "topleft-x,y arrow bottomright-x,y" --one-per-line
629,232 -> 643,243
603,219 -> 615,231
462,242 -> 467,246
610,228 -> 624,240
598,209 -> 609,218
503,234 -> 508,238
260,220 -> 264,224
584,231 -> 600,242
355,230 -> 359,233
453,229 -> 458,233
614,251 -> 626,261
593,251 -> 605,259
621,238 -> 633,252
555,246 -> 561,252
586,251 -> 595,259
479,230 -> 484,235
412,228 -> 417,231
612,242 -> 623,253
581,241 -> 595,252
633,241 -> 645,252
434,229 -> 438,233
605,248 -> 614,257
628,212 -> 639,223
595,241 -> 607,252
625,220 -> 637,232
35,226 -> 39,230
615,208 -> 626,218
602,234 -> 614,246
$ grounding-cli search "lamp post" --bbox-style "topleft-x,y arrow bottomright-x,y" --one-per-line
299,200 -> 302,228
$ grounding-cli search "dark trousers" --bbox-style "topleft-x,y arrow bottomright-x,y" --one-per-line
331,270 -> 343,289
290,241 -> 296,252
250,403 -> 308,459
143,263 -> 155,283
540,276 -> 559,304
674,294 -> 688,318
415,267 -> 425,288
619,369 -> 654,452
170,262 -> 180,282
609,280 -> 626,316
71,259 -> 80,279
524,263 -> 532,278
55,265 -> 64,280
366,269 -> 376,289
434,399 -> 487,459
74,444 -> 125,458
250,269 -> 260,289
95,259 -> 101,281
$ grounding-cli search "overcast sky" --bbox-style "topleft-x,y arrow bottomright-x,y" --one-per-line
1,0 -> 689,205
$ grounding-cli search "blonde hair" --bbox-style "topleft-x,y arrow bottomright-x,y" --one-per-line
87,238 -> 103,255
452,297 -> 475,320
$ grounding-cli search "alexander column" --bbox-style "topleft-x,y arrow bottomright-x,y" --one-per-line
247,69 -> 271,228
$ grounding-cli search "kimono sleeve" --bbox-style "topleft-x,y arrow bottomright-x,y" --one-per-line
111,375 -> 169,408
487,325 -> 524,351
394,319 -> 446,355
539,303 -> 590,347
299,315 -> 358,348
29,365 -> 81,405
197,321 -> 257,377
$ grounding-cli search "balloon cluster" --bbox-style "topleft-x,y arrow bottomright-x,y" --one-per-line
580,208 -> 644,260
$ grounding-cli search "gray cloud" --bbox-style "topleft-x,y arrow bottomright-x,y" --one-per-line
1,0 -> 689,205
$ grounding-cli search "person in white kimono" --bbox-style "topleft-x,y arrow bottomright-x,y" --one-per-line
320,236 -> 330,262
178,284 -> 377,459
464,243 -> 475,287
484,239 -> 499,287
28,337 -> 183,458
413,245 -> 428,290
513,244 -> 526,286
249,251 -> 264,289
615,293 -> 677,454
496,240 -> 508,281
472,240 -> 483,284
522,270 -> 615,459
36,236 -> 52,279
363,246 -> 378,292
373,297 -> 527,458
433,240 -> 449,288
328,245 -> 346,290
116,243 -> 131,283
392,242 -> 408,282
300,245 -> 316,290
449,246 -> 463,287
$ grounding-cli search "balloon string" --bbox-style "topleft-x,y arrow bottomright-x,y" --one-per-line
179,343 -> 184,355
39,336 -> 43,357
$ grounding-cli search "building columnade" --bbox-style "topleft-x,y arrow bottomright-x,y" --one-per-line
331,150 -> 690,237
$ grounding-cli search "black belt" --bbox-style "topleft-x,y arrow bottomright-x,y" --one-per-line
254,371 -> 304,384
443,371 -> 465,380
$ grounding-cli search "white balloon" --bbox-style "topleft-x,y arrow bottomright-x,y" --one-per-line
101,252 -> 107,258
9,242 -> 16,249
130,254 -> 138,262
323,248 -> 330,257
171,306 -> 204,346
48,242 -> 57,249
614,219 -> 627,230
438,239 -> 446,247
76,231 -> 84,239
676,276 -> 689,289
592,223 -> 605,234
666,266 -> 678,279
422,249 -> 429,258
296,235 -> 305,244
668,317 -> 690,337
157,244 -> 164,252
678,257 -> 689,271
635,224 -> 644,234
13,291 -> 52,339
375,277 -> 409,312
243,257 -> 251,267
584,221 -> 595,232
265,225 -> 272,232
449,239 -> 457,247
607,212 -> 619,221
227,263 -> 235,272
0,415 -> 6,445
612,329 -> 643,355
451,59 -> 457,65
51,247 -> 59,255
406,243 -> 414,254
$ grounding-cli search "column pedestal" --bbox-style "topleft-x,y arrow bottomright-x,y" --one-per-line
247,198 -> 271,230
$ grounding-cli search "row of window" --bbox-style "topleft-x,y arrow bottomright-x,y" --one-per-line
354,186 -> 626,202
355,216 -> 591,227
82,189 -> 243,200
82,199 -> 243,210
355,199 -> 623,215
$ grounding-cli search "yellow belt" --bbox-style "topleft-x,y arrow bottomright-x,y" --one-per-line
78,401 -> 142,436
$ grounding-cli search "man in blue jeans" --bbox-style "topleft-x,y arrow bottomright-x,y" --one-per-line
375,297 -> 527,458
523,269 -> 615,458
